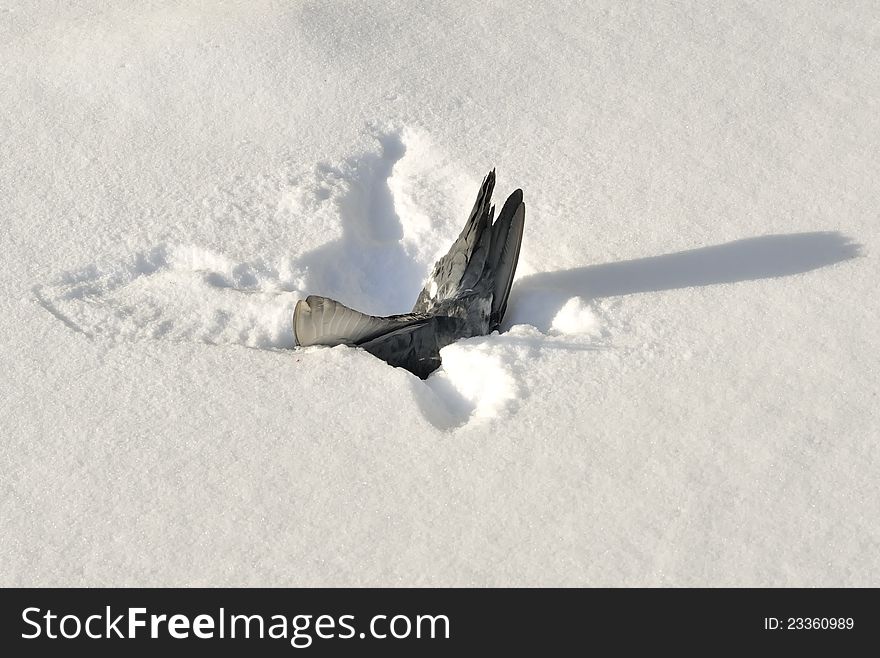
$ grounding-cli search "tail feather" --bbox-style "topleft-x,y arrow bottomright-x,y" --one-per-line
293,295 -> 425,347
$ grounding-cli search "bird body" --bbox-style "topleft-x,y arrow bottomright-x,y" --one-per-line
293,170 -> 525,378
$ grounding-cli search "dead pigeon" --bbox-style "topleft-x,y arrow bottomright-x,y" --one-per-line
293,170 -> 525,379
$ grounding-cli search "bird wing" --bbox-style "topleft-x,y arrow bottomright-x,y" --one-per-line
411,170 -> 496,313
487,190 -> 525,328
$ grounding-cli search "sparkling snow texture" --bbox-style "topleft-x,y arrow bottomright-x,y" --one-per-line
1,1 -> 877,586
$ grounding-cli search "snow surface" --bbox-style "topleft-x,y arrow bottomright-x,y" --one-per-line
2,2 -> 878,586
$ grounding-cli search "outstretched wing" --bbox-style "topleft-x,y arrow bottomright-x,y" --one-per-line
411,170 -> 496,314
487,190 -> 525,328
293,295 -> 426,347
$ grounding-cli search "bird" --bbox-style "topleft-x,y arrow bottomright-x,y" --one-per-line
293,170 -> 525,379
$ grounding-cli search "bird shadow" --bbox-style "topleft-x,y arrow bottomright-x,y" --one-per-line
504,231 -> 862,331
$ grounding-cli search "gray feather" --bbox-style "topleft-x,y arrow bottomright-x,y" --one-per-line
294,295 -> 424,347
412,170 -> 495,314
487,193 -> 525,328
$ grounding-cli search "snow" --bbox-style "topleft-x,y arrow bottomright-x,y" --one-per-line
1,1 -> 878,586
